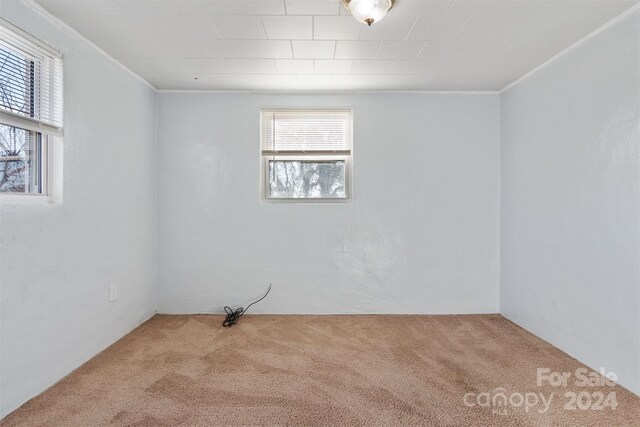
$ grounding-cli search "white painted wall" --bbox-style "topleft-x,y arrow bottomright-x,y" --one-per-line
0,1 -> 157,417
500,10 -> 640,395
157,92 -> 500,314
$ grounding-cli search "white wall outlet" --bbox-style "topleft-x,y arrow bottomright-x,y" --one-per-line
109,283 -> 118,302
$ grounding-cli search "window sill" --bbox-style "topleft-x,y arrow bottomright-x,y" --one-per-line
0,194 -> 56,204
262,197 -> 352,204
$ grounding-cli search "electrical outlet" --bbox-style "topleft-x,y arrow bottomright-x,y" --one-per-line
109,283 -> 118,302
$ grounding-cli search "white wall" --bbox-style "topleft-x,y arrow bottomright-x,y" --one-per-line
500,9 -> 640,395
0,1 -> 157,417
157,92 -> 500,314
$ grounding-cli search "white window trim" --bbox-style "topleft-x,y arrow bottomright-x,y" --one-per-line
260,108 -> 353,203
0,20 -> 63,203
0,133 -> 63,205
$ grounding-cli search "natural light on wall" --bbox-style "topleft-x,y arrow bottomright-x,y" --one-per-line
260,109 -> 353,202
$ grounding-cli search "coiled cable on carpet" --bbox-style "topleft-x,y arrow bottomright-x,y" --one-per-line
222,284 -> 272,327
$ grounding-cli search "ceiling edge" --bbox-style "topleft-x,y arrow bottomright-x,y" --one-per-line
500,2 -> 640,93
155,89 -> 500,94
20,0 -> 157,91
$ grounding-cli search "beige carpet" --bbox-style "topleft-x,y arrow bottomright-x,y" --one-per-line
2,314 -> 639,426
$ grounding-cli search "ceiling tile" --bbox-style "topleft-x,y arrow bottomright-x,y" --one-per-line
116,0 -> 179,15
285,0 -> 340,15
230,0 -> 286,15
292,41 -> 335,59
388,59 -> 430,74
376,41 -> 425,59
390,0 -> 454,17
262,16 -> 313,39
445,0 -> 510,18
335,40 -> 381,59
106,13 -> 173,39
201,40 -> 253,58
351,60 -> 393,74
122,57 -> 238,74
157,14 -> 220,39
55,13 -> 122,38
38,0 -> 123,14
314,16 -> 363,40
453,11 -> 516,43
275,59 -> 314,74
246,40 -> 293,58
359,16 -> 417,40
90,37 -> 164,58
172,0 -> 232,14
160,39 -> 210,58
425,58 -> 469,74
417,39 -> 470,59
145,73 -> 233,90
209,15 -> 267,39
406,14 -> 469,40
295,74 -> 332,88
181,58 -> 238,74
314,59 -> 353,74
235,59 -> 278,73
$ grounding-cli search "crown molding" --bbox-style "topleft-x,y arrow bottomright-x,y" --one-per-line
19,0 -> 157,91
500,2 -> 640,93
155,89 -> 500,94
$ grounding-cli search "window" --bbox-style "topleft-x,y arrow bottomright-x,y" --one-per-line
0,20 -> 62,198
261,109 -> 352,201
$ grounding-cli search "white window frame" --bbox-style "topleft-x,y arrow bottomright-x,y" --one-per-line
0,19 -> 63,204
260,108 -> 353,203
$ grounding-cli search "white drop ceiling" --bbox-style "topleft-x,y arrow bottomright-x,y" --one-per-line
35,0 -> 638,91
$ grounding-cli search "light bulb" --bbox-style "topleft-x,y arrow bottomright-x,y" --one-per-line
343,0 -> 395,26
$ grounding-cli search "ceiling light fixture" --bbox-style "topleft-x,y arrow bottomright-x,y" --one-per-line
342,0 -> 396,26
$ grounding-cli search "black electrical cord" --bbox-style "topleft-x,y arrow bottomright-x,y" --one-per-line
222,284 -> 272,327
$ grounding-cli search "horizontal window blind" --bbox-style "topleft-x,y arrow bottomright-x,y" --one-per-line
0,21 -> 63,133
261,109 -> 352,153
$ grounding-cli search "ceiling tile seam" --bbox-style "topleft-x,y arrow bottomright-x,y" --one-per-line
451,15 -> 472,39
414,41 -> 428,60
168,0 -> 180,14
206,14 -> 223,40
405,16 -> 420,41
197,39 -> 211,59
18,0 -> 157,90
444,0 -> 458,16
245,40 -> 255,58
493,0 -> 512,18
373,41 -> 383,60
500,2 -> 640,93
259,16 -> 269,39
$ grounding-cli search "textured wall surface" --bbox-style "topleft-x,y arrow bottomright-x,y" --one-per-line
500,9 -> 640,395
0,1 -> 157,417
156,92 -> 501,314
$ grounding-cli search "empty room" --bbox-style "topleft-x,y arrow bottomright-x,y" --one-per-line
0,0 -> 639,425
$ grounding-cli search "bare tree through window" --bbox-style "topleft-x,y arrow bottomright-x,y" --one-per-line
0,45 -> 37,193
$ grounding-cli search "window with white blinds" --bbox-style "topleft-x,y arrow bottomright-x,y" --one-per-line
0,21 -> 62,197
0,20 -> 63,134
261,110 -> 352,154
261,109 -> 352,201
